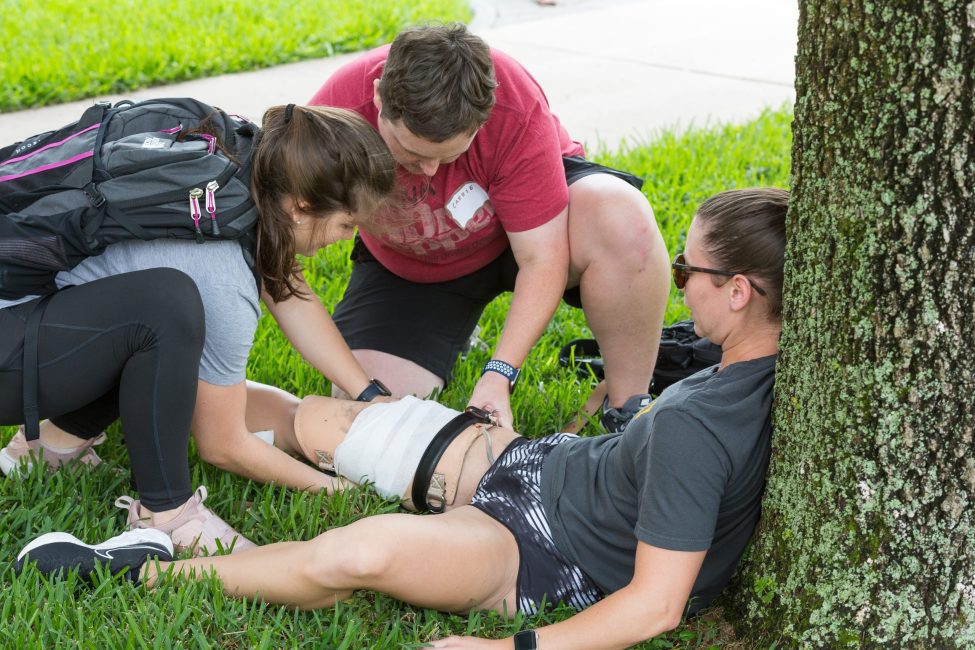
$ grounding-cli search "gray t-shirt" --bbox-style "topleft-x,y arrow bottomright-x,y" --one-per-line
541,354 -> 776,614
13,239 -> 261,385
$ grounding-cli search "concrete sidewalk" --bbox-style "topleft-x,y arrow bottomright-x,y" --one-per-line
0,0 -> 796,148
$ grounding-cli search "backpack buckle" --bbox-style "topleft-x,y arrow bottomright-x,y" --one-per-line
83,183 -> 105,207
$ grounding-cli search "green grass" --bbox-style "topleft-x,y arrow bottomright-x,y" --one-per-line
0,106 -> 792,649
0,0 -> 471,112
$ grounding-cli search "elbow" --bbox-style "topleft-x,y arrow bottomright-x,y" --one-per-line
661,610 -> 684,634
194,435 -> 238,469
635,602 -> 685,642
647,607 -> 684,640
196,445 -> 233,469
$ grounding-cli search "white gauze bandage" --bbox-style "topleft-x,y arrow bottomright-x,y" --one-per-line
333,395 -> 459,499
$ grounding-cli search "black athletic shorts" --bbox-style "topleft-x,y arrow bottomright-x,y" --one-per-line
331,156 -> 644,382
470,433 -> 604,614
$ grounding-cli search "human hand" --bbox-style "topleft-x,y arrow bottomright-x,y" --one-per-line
469,372 -> 513,429
427,635 -> 510,649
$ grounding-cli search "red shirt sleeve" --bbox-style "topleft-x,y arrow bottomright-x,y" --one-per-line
478,101 -> 571,233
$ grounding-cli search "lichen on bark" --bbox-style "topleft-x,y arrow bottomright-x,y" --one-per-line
727,1 -> 975,647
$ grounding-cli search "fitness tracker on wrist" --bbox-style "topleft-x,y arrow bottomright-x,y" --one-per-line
354,378 -> 391,402
513,629 -> 538,650
482,359 -> 520,392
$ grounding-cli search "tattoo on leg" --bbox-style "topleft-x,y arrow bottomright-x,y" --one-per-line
315,449 -> 335,472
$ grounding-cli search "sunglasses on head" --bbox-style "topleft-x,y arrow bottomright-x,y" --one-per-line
671,253 -> 767,296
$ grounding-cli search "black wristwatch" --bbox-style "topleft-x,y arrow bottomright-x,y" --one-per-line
513,629 -> 538,650
355,378 -> 391,402
482,359 -> 520,393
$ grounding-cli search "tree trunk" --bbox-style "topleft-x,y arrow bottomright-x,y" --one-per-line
728,1 -> 975,647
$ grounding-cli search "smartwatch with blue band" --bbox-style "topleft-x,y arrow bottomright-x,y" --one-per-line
482,359 -> 520,392
355,378 -> 391,402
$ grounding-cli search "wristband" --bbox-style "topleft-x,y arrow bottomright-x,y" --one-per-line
482,359 -> 520,392
513,629 -> 538,650
355,378 -> 391,402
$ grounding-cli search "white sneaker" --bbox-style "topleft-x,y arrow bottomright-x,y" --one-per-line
15,528 -> 173,583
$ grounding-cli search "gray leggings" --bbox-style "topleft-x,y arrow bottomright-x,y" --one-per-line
0,268 -> 204,510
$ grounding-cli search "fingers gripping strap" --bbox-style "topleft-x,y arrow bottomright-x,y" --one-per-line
333,395 -> 457,500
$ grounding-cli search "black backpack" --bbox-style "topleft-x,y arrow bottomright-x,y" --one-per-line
0,97 -> 260,299
559,320 -> 723,396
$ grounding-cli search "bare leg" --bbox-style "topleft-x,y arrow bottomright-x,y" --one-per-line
243,381 -> 305,455
290,395 -> 371,461
145,506 -> 519,614
566,174 -> 670,408
331,350 -> 443,400
292,395 -> 520,510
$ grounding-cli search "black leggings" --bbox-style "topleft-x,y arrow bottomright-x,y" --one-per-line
0,268 -> 205,510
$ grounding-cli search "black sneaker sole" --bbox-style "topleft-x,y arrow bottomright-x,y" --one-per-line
15,530 -> 174,582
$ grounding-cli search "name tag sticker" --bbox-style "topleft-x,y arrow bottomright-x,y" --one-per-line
446,182 -> 490,229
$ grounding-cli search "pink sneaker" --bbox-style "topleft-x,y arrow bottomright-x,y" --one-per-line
0,427 -> 106,476
115,486 -> 256,557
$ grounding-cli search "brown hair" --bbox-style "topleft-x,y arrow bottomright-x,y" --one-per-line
694,188 -> 788,320
252,105 -> 395,301
379,23 -> 497,142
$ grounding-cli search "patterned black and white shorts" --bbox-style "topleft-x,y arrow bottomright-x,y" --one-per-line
470,433 -> 604,615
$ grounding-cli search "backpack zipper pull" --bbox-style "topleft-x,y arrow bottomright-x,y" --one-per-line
205,180 -> 220,236
199,133 -> 216,154
188,188 -> 204,243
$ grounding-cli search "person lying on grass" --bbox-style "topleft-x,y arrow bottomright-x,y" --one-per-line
16,188 -> 787,650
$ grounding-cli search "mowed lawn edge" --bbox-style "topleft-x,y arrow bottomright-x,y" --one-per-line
0,0 -> 471,112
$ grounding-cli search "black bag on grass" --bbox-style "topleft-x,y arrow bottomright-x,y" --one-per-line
651,320 -> 723,393
0,97 -> 259,299
558,320 -> 723,396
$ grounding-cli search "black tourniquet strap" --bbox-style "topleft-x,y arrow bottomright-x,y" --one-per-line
412,406 -> 495,513
22,294 -> 54,441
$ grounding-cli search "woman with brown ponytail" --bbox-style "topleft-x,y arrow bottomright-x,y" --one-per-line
192,103 -> 397,494
0,104 -> 397,555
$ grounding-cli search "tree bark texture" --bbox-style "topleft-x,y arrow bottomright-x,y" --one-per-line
729,1 -> 975,647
